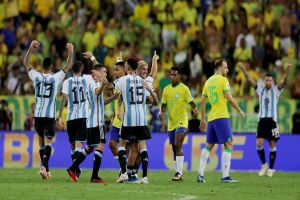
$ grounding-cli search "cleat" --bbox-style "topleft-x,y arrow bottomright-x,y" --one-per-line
127,175 -> 140,184
197,175 -> 205,183
172,172 -> 183,181
266,169 -> 275,177
91,177 -> 108,183
258,163 -> 269,176
140,177 -> 148,184
39,166 -> 48,179
47,172 -> 51,179
116,173 -> 128,183
67,168 -> 78,182
76,168 -> 82,178
221,176 -> 238,183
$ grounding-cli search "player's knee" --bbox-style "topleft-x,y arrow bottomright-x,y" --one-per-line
140,149 -> 148,160
224,142 -> 233,150
109,140 -> 116,149
85,146 -> 94,154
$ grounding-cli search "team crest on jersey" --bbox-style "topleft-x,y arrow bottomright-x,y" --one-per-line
175,93 -> 179,98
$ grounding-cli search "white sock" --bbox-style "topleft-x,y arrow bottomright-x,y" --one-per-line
174,160 -> 177,171
198,147 -> 210,176
176,156 -> 184,175
222,149 -> 232,178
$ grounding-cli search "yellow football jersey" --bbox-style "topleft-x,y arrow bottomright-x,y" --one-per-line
112,90 -> 124,129
202,74 -> 230,122
161,83 -> 193,131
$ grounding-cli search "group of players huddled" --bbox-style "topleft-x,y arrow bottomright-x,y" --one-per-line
24,40 -> 292,184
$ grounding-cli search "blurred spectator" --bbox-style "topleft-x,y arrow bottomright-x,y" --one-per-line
150,105 -> 162,132
6,65 -> 24,95
0,100 -> 12,130
292,103 -> 300,134
24,103 -> 35,131
291,71 -> 300,99
279,8 -> 292,54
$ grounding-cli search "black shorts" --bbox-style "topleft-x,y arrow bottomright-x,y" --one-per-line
87,126 -> 106,146
34,117 -> 56,138
120,126 -> 151,142
67,118 -> 87,144
257,118 -> 280,141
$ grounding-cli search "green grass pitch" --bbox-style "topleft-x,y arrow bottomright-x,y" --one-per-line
0,169 -> 299,200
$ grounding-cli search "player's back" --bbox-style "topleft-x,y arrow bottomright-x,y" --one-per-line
115,74 -> 147,127
203,74 -> 230,122
62,75 -> 90,121
28,69 -> 65,118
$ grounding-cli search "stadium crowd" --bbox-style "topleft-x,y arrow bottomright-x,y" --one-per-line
0,0 -> 299,132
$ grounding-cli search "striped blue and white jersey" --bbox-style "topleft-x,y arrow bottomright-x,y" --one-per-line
256,84 -> 282,122
28,69 -> 65,118
62,75 -> 93,121
86,81 -> 105,128
115,74 -> 148,127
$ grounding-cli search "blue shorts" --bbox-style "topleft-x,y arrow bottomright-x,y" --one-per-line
109,126 -> 120,142
168,127 -> 187,144
207,118 -> 233,144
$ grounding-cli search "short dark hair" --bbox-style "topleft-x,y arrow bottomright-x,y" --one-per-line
94,63 -> 106,70
126,58 -> 138,70
170,66 -> 182,75
265,73 -> 274,79
72,61 -> 83,73
115,61 -> 125,67
214,58 -> 226,69
42,57 -> 52,70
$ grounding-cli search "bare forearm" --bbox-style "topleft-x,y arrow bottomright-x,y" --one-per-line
149,90 -> 159,105
240,67 -> 256,88
23,48 -> 33,71
229,98 -> 242,113
278,71 -> 289,89
104,95 -> 116,105
200,104 -> 206,121
58,96 -> 67,118
190,101 -> 196,110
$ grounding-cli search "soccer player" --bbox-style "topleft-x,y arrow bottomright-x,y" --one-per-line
57,61 -> 93,178
160,66 -> 198,181
238,62 -> 292,177
197,59 -> 245,183
24,40 -> 73,179
67,63 -> 118,182
108,60 -> 126,165
126,51 -> 160,180
113,58 -> 154,184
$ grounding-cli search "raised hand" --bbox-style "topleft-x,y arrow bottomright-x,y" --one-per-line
152,50 -> 159,61
30,40 -> 40,49
82,52 -> 93,60
117,51 -> 123,61
66,43 -> 74,52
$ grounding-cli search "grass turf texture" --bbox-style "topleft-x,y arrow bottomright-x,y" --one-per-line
0,169 -> 299,200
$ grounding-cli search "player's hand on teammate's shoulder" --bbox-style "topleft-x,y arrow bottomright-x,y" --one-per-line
152,50 -> 159,61
200,120 -> 206,132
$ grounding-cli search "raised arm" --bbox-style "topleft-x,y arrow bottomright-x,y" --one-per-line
62,43 -> 74,73
83,52 -> 99,66
278,63 -> 292,90
238,62 -> 257,88
224,91 -> 245,117
24,40 -> 39,71
149,50 -> 159,78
